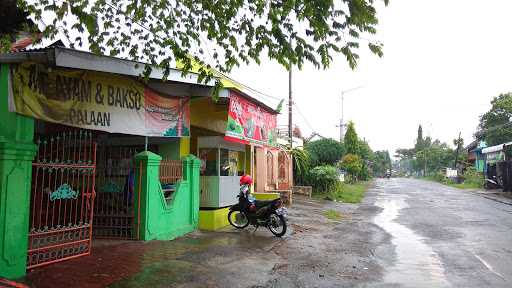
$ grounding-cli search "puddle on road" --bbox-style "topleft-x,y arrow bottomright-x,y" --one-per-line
374,195 -> 450,287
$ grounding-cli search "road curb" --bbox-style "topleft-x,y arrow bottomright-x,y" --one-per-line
471,192 -> 512,206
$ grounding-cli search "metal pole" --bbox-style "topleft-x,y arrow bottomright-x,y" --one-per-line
454,132 -> 461,169
144,136 -> 148,151
424,149 -> 427,176
288,38 -> 293,149
338,86 -> 363,142
340,92 -> 344,142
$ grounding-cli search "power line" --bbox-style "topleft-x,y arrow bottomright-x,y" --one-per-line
292,102 -> 315,133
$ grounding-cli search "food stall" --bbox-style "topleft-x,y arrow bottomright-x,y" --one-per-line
198,136 -> 246,208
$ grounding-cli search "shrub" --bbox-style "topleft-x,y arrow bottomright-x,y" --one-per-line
461,166 -> 484,187
308,165 -> 339,192
432,171 -> 447,183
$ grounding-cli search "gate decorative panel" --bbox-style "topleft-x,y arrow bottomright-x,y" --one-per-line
28,130 -> 96,269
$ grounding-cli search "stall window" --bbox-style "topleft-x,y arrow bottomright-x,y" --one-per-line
220,149 -> 240,176
278,151 -> 288,181
237,151 -> 246,175
199,148 -> 218,176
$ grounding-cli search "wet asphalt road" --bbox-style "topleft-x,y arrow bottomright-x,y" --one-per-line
23,178 -> 512,288
368,178 -> 512,288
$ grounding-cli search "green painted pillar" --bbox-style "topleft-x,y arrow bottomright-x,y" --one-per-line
133,151 -> 162,241
133,151 -> 201,241
0,64 -> 37,279
183,155 -> 200,226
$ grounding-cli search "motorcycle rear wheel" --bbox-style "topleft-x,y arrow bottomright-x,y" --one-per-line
228,210 -> 249,229
268,212 -> 287,237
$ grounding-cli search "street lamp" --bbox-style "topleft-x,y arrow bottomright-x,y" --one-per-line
337,86 -> 364,142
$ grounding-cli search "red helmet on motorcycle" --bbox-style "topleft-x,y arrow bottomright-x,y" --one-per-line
240,174 -> 253,185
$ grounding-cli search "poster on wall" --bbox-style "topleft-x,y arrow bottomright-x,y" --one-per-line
9,63 -> 190,137
225,91 -> 277,146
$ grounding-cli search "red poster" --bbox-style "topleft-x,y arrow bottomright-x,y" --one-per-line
144,88 -> 190,137
226,91 -> 277,146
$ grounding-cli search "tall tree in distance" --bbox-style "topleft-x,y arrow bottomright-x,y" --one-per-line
344,121 -> 359,155
415,125 -> 424,152
478,92 -> 512,146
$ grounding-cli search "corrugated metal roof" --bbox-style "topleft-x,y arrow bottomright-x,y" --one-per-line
481,141 -> 512,154
20,39 -> 65,52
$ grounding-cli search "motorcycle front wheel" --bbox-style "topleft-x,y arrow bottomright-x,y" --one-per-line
268,212 -> 287,237
228,210 -> 249,229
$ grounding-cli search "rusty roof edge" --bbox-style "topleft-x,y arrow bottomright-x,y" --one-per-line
219,87 -> 279,114
0,51 -> 50,64
53,47 -> 216,86
0,47 -> 215,87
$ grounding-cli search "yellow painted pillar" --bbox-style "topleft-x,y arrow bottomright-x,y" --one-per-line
249,144 -> 254,192
180,137 -> 190,158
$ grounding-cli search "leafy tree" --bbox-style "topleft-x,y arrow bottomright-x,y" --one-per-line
19,0 -> 389,86
305,138 -> 345,167
340,153 -> 362,183
0,0 -> 35,52
344,121 -> 359,155
395,124 -> 458,176
453,137 -> 464,151
356,139 -> 373,180
478,92 -> 512,146
373,150 -> 391,177
414,142 -> 455,176
395,148 -> 414,159
358,139 -> 373,160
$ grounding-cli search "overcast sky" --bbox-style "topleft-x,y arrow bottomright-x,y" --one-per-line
229,0 -> 512,155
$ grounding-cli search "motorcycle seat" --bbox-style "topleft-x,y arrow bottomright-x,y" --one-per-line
254,199 -> 276,208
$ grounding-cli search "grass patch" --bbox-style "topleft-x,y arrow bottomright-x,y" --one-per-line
448,182 -> 482,189
422,175 -> 483,190
323,209 -> 343,220
312,181 -> 369,203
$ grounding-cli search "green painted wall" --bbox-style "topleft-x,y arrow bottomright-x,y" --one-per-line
0,64 -> 37,279
158,138 -> 191,160
476,159 -> 485,173
159,140 -> 180,160
134,152 -> 200,240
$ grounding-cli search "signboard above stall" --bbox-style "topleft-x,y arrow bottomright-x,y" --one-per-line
225,91 -> 277,147
9,63 -> 190,137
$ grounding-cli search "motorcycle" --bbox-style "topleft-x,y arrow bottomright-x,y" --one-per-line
228,183 -> 288,237
484,175 -> 502,189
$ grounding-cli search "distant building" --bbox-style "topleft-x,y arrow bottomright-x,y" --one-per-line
466,140 -> 487,172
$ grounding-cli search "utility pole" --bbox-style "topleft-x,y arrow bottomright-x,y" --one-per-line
288,38 -> 293,149
338,86 -> 364,142
454,132 -> 462,169
424,149 -> 427,177
340,91 -> 344,142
